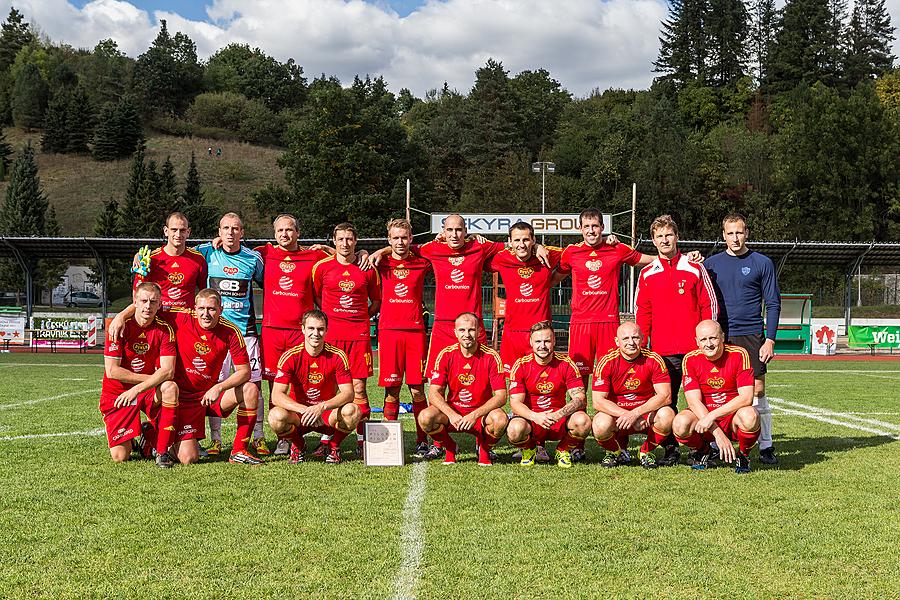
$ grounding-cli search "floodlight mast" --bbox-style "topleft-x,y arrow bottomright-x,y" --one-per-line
531,161 -> 556,216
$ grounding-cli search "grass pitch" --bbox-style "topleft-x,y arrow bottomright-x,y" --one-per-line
0,354 -> 898,599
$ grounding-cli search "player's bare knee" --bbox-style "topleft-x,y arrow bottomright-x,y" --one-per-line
384,386 -> 401,402
656,406 -> 676,427
418,407 -> 440,432
736,406 -> 760,431
408,386 -> 425,403
178,443 -> 200,465
268,406 -> 290,431
592,413 -> 615,439
486,409 -> 508,436
241,382 -> 259,409
569,412 -> 592,437
672,411 -> 696,437
110,445 -> 130,462
341,403 -> 362,428
506,418 -> 530,443
159,380 -> 179,401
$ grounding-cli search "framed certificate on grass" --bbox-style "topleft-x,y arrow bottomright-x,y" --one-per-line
364,421 -> 405,466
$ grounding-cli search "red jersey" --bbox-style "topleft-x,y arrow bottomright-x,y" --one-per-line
133,246 -> 207,309
508,352 -> 582,411
415,238 -> 503,321
635,252 -> 717,356
682,346 -> 754,410
592,349 -> 669,409
430,343 -> 506,415
487,247 -> 561,330
255,243 -> 329,329
164,308 -> 248,396
558,242 -> 642,323
273,343 -> 352,406
312,256 -> 381,340
377,253 -> 431,330
102,317 -> 176,396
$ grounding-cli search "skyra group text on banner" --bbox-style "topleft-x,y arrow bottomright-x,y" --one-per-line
430,213 -> 612,236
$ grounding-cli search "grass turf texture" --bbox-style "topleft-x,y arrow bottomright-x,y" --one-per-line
0,354 -> 898,599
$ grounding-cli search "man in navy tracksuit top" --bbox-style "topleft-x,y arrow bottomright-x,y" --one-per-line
705,213 -> 781,465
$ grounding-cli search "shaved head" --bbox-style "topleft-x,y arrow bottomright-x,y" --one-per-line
617,321 -> 642,339
615,321 -> 643,359
696,319 -> 723,338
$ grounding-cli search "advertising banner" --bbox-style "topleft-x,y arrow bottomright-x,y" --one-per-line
848,325 -> 900,348
0,315 -> 26,347
430,213 -> 613,236
29,315 -> 97,349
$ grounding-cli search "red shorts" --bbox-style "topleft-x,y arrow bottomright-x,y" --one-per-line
514,414 -> 570,445
327,339 -> 373,379
427,319 -> 488,375
99,389 -> 158,448
174,392 -> 235,442
292,407 -> 343,436
378,329 -> 427,387
261,326 -> 305,381
445,412 -> 504,436
617,411 -> 656,436
568,321 -> 618,376
699,413 -> 739,442
500,329 -> 531,373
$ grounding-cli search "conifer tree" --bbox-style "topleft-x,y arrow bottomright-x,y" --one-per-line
0,127 -> 12,180
706,0 -> 750,86
655,0 -> 709,86
11,61 -> 48,129
41,90 -> 70,153
845,0 -> 896,84
65,85 -> 93,154
0,8 -> 33,72
118,145 -> 146,235
749,0 -> 778,86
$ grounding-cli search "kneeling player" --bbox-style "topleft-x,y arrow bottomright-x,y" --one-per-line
418,312 -> 508,466
154,288 -> 262,466
592,322 -> 674,469
673,320 -> 760,473
100,282 -> 178,465
268,310 -> 361,464
506,321 -> 589,469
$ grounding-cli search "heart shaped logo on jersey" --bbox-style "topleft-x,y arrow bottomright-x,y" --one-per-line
194,342 -> 210,355
517,266 -> 534,279
624,377 -> 641,390
450,269 -> 465,283
168,272 -> 184,284
339,295 -> 354,309
587,274 -> 602,289
278,276 -> 293,291
707,376 -> 725,389
132,342 -> 150,355
131,357 -> 146,372
457,373 -> 475,386
449,256 -> 465,266
585,259 -> 602,272
339,280 -> 355,292
536,380 -> 554,394
223,266 -> 239,275
394,283 -> 409,297
393,268 -> 409,279
280,260 -> 296,273
519,282 -> 533,297
307,372 -> 323,384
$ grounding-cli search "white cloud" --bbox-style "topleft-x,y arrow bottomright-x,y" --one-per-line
5,0 -> 900,97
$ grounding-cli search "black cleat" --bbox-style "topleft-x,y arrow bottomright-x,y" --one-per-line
570,447 -> 587,463
658,445 -> 681,467
690,447 -> 718,470
155,452 -> 174,469
759,447 -> 778,465
735,451 -> 751,474
413,442 -> 430,459
288,443 -> 305,465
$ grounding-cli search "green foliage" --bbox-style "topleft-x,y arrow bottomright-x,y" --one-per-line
186,91 -> 285,145
41,88 -> 69,153
845,0 -> 896,85
133,20 -> 202,118
0,8 -> 32,72
83,39 -> 131,108
11,61 -> 48,129
181,151 -> 217,238
92,96 -> 143,161
204,43 -> 306,112
769,0 -> 845,92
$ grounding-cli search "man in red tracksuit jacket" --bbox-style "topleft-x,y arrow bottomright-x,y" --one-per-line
634,215 -> 717,465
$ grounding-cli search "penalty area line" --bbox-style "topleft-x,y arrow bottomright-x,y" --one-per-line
393,461 -> 428,600
0,428 -> 104,441
769,397 -> 900,432
769,397 -> 900,440
0,388 -> 101,410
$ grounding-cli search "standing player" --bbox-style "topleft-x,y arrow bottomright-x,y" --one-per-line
376,218 -> 432,458
592,322 -> 674,469
674,320 -> 760,473
506,321 -> 589,469
132,212 -> 207,309
195,213 -> 265,455
268,310 -> 362,464
312,222 -> 381,455
419,313 -> 508,466
254,214 -> 330,454
100,282 -> 178,466
705,213 -> 781,464
155,288 -> 262,466
486,222 -> 562,372
633,215 -> 717,466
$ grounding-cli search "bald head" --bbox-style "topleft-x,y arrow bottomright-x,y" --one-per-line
443,214 -> 467,249
615,321 -> 643,359
696,319 -> 725,359
454,311 -> 480,351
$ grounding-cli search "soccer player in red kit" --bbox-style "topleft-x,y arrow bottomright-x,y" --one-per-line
312,222 -> 381,454
100,282 -> 178,466
419,312 -> 508,466
674,320 -> 760,473
486,222 -> 562,373
634,215 -> 717,466
155,288 -> 263,466
268,310 -> 361,464
376,218 -> 432,458
254,213 -> 330,455
132,212 -> 207,309
592,322 -> 674,469
506,321 -> 589,469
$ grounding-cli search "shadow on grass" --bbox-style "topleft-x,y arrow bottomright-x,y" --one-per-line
756,433 -> 898,471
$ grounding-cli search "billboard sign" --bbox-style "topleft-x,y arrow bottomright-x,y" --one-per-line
430,213 -> 612,236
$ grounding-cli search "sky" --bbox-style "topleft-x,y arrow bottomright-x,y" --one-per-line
8,0 -> 900,97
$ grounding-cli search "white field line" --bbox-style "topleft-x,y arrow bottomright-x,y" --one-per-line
0,363 -> 102,368
0,388 -> 100,410
393,461 -> 428,600
769,398 -> 900,432
768,397 -> 900,440
771,369 -> 900,376
0,428 -> 104,441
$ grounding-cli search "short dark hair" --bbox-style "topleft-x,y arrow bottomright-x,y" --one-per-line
166,212 -> 189,227
302,309 -> 328,327
333,222 -> 357,239
579,208 -> 602,222
509,221 -> 535,237
134,281 -> 162,298
722,212 -> 747,230
529,320 -> 555,336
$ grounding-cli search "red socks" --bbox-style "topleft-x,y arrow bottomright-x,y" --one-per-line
736,427 -> 760,454
675,431 -> 705,450
355,397 -> 371,436
233,407 -> 256,453
383,400 -> 400,421
154,401 -> 177,456
412,401 -> 428,444
429,425 -> 457,459
557,431 -> 584,452
641,427 -> 668,454
596,434 -> 621,452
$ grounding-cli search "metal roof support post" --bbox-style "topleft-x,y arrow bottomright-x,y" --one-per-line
777,241 -> 798,278
3,239 -> 33,321
844,242 -> 876,332
84,239 -> 108,322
